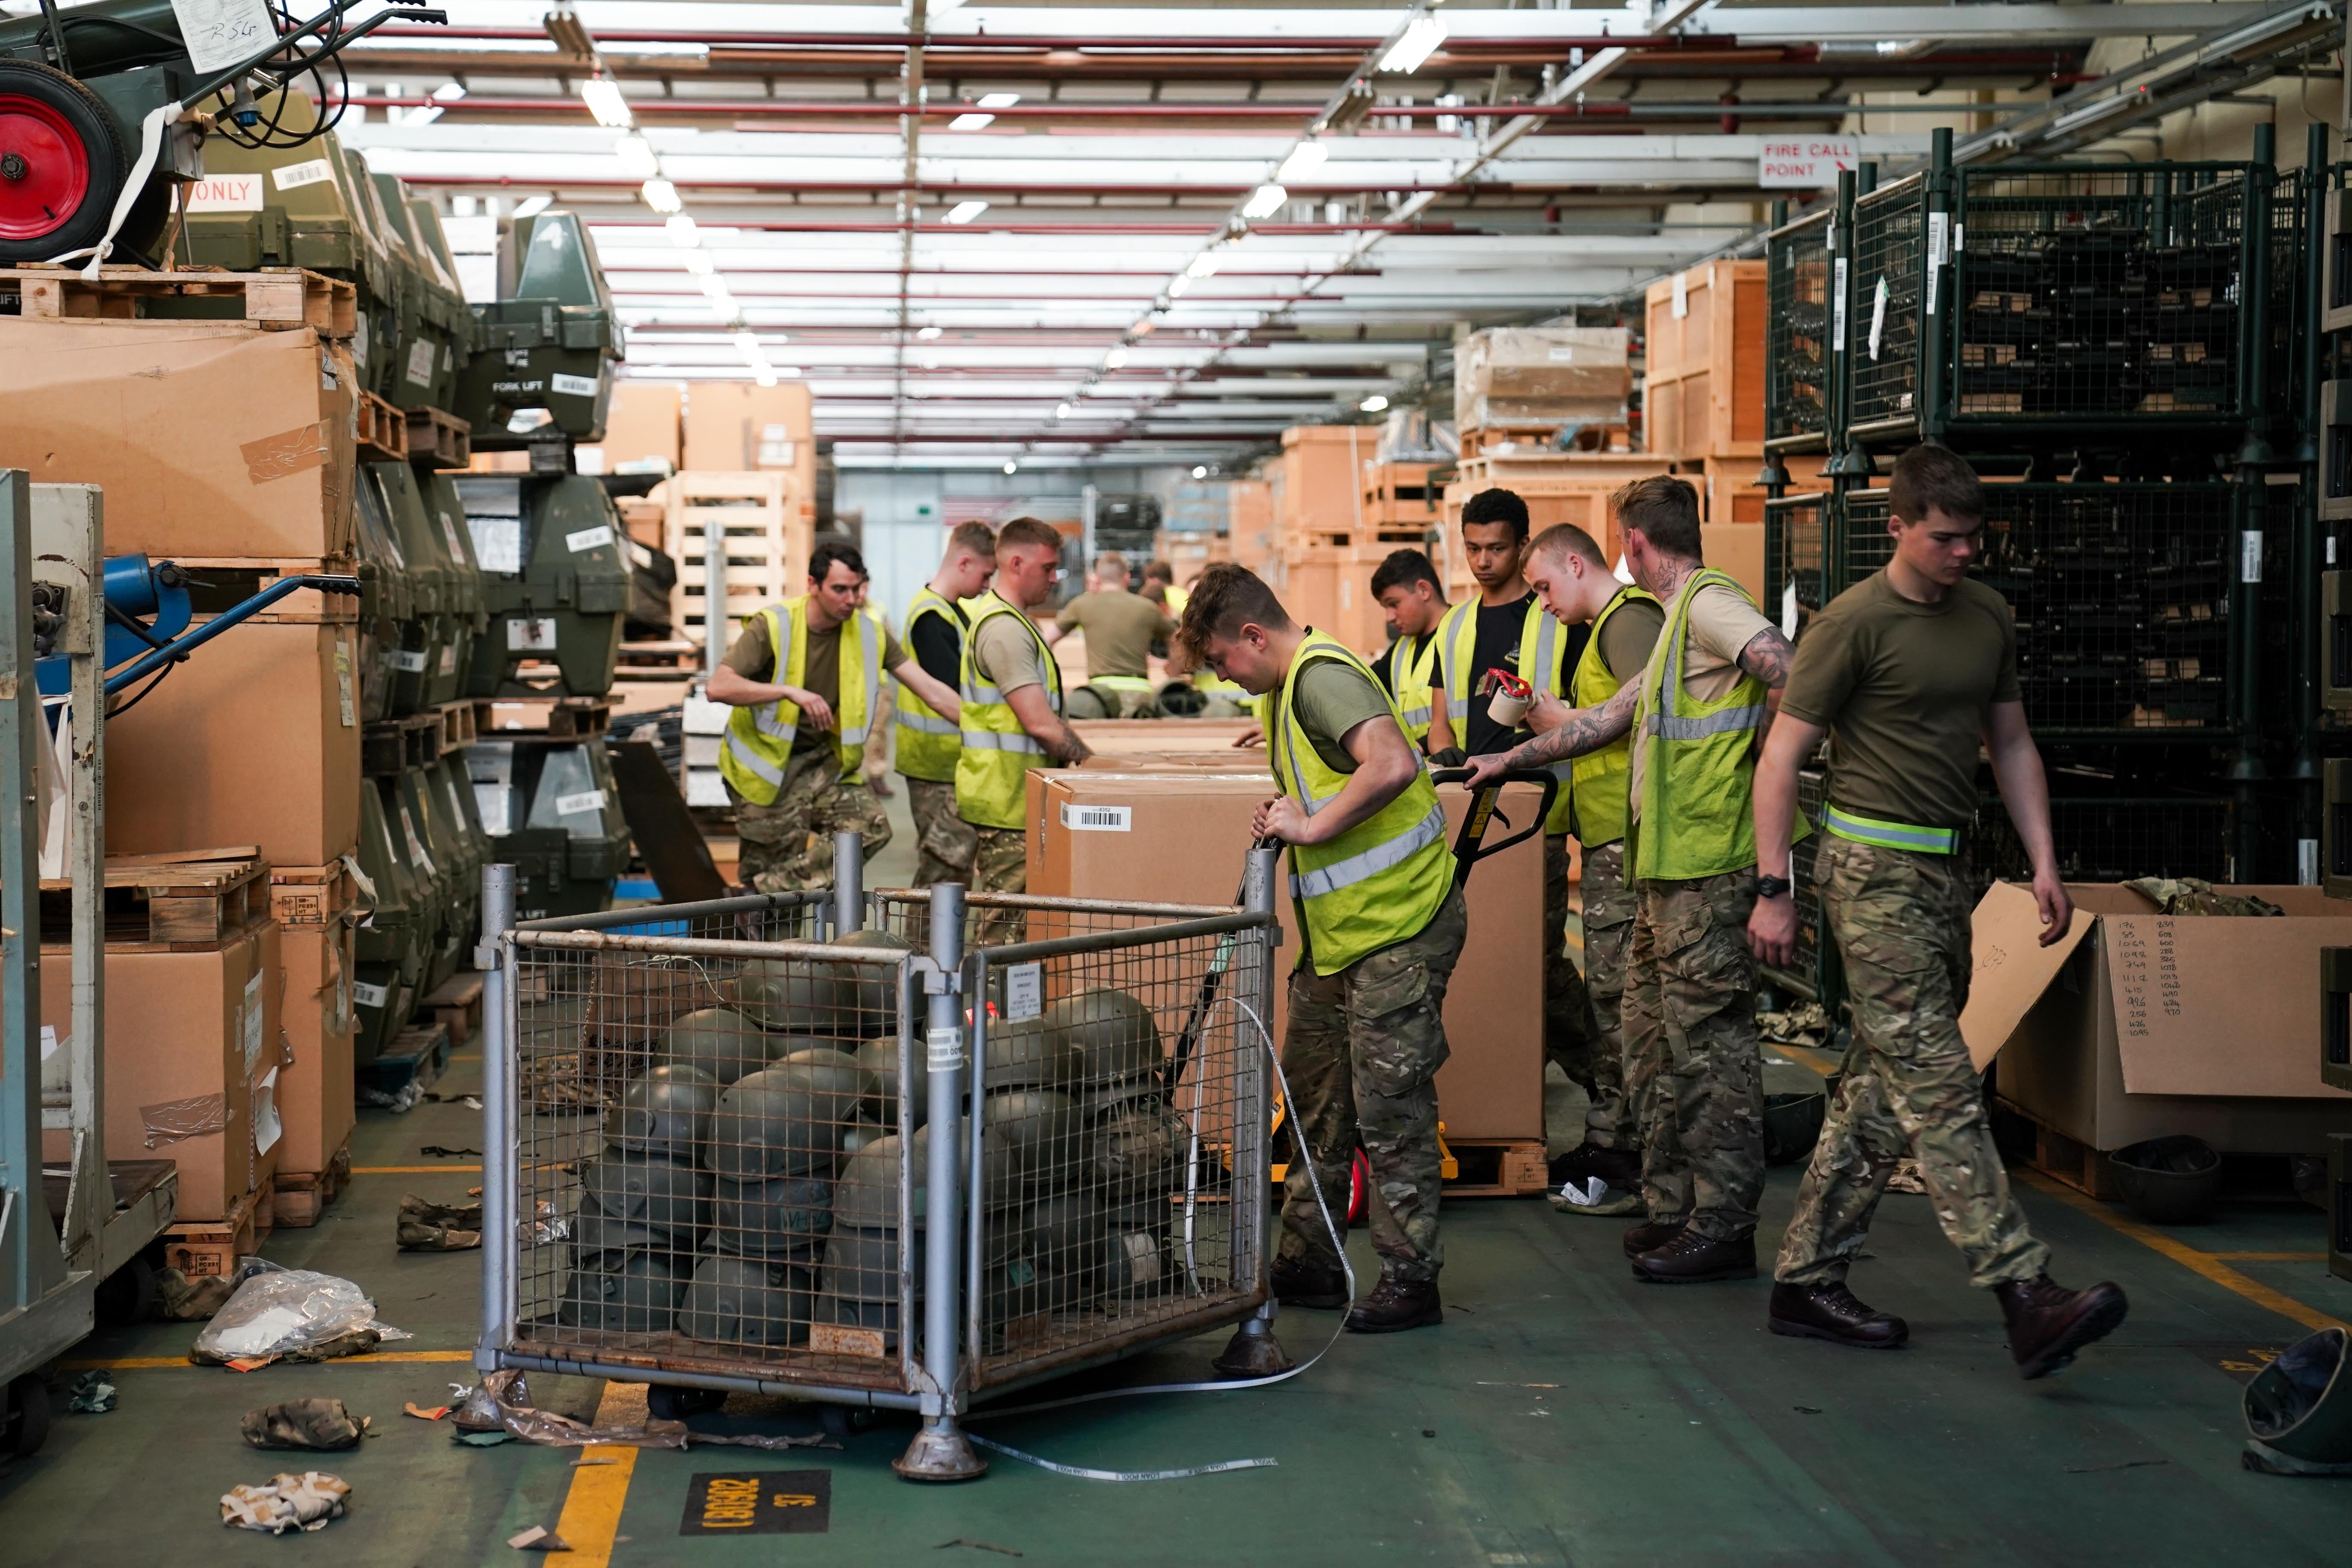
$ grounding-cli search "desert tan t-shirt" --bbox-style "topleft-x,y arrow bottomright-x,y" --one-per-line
1624,579 -> 1778,824
1779,569 -> 2021,829
969,606 -> 1055,701
724,612 -> 905,754
1054,589 -> 1176,679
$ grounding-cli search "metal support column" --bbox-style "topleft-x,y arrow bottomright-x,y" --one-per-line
702,498 -> 727,682
833,829 -> 864,936
2297,122 -> 2331,883
1213,845 -> 1291,1379
475,863 -> 517,1371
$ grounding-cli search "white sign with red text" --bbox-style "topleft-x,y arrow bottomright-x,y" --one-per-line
181,174 -> 264,213
1759,138 -> 1861,190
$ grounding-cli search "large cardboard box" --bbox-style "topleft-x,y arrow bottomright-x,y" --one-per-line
1071,718 -> 1262,757
1456,327 -> 1631,431
1228,478 -> 1276,577
1273,426 -> 1374,541
594,380 -> 684,473
1027,771 -> 1546,1141
277,921 -> 357,1176
0,322 -> 356,558
105,619 -> 361,868
1962,882 -> 2352,1153
683,381 -> 816,487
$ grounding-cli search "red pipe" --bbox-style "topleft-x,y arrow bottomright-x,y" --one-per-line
372,24 -> 1711,52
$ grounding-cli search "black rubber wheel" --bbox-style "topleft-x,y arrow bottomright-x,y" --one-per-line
93,1253 -> 158,1327
820,1404 -> 877,1439
0,60 -> 132,265
646,1384 -> 727,1421
5,1373 -> 51,1460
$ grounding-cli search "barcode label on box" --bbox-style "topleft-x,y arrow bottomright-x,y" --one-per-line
387,648 -> 428,672
1005,962 -> 1042,1022
551,372 -> 599,397
405,339 -> 436,386
1060,804 -> 1132,832
272,157 -> 334,191
555,789 -> 607,817
565,524 -> 615,553
508,617 -> 558,651
352,981 -> 390,1010
242,970 -> 267,1075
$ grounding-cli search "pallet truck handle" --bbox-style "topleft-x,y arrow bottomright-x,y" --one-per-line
1429,766 -> 1560,887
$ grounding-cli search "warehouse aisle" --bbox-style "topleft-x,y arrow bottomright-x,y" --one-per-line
5,1033 -> 2350,1566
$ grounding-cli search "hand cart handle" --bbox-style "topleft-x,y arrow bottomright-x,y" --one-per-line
1429,766 -> 1561,885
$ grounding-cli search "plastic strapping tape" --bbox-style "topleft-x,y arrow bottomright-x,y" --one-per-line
48,103 -> 184,278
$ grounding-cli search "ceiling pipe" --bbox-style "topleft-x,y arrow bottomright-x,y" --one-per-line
335,93 -> 1995,120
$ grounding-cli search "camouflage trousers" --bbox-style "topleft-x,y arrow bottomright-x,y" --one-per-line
904,777 -> 978,889
970,824 -> 1029,946
1065,682 -> 1160,720
1279,887 -> 1469,1285
1563,840 -> 1637,1150
728,751 -> 892,895
1541,835 -> 1599,1108
1623,868 -> 1766,1240
1776,837 -> 2051,1289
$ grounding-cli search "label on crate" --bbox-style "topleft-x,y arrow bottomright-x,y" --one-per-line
351,312 -> 370,368
1925,212 -> 1950,316
405,340 -> 436,387
334,633 -> 355,727
352,981 -> 390,1010
565,524 -> 615,553
1671,271 -> 1687,320
1005,962 -> 1042,1022
1867,277 -> 1888,361
172,0 -> 275,74
439,508 -> 467,561
2241,530 -> 2264,584
474,519 -> 524,575
387,648 -> 428,673
39,1025 -> 60,1062
272,157 -> 336,192
183,173 -> 263,212
1060,803 -> 1132,833
926,1025 -> 963,1071
508,617 -> 558,652
555,789 -> 607,817
551,372 -> 599,398
1831,259 -> 1849,352
242,970 -> 267,1075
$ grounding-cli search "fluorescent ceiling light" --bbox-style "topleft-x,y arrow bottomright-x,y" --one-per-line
734,331 -> 762,356
1185,253 -> 1220,279
1166,275 -> 1190,298
431,83 -> 467,103
682,251 -> 714,276
1003,460 -> 1018,474
1276,141 -> 1328,184
756,370 -> 778,386
513,195 -> 553,219
1359,395 -> 1390,412
615,134 -> 659,177
1241,184 -> 1287,219
641,177 -> 682,214
916,325 -> 943,340
1379,17 -> 1447,76
948,112 -> 996,131
978,93 -> 1021,110
1191,465 -> 1208,479
945,200 -> 990,224
698,275 -> 732,300
580,76 -> 632,129
1054,402 -> 1073,419
1105,346 -> 1128,368
665,213 -> 698,246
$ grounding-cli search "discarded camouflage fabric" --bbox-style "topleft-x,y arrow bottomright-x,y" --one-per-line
242,1399 -> 372,1451
68,1371 -> 116,1414
398,1195 -> 485,1251
452,1370 -> 838,1452
1756,1001 -> 1830,1048
191,1268 -> 408,1366
221,1472 -> 351,1535
2122,876 -> 2284,918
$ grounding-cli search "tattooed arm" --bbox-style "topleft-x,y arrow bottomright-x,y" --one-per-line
1463,680 -> 1640,786
1735,625 -> 1795,736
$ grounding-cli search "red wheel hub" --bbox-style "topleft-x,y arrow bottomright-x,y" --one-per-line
0,93 -> 90,242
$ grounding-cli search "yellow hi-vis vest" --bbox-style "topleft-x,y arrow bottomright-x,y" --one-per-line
1434,593 -> 1574,834
957,591 -> 1062,831
1268,632 -> 1452,976
1568,585 -> 1661,847
894,587 -> 964,783
718,597 -> 881,804
1628,568 -> 1807,881
1164,585 -> 1190,618
1379,631 -> 1442,748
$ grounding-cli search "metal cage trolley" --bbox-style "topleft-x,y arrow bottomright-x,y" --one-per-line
471,836 -> 1285,1480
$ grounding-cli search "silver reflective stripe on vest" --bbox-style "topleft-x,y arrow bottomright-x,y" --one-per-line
897,710 -> 958,735
836,613 -> 883,744
721,731 -> 785,786
753,601 -> 800,742
1646,704 -> 1766,740
752,705 -> 798,743
1398,704 -> 1433,727
1288,803 -> 1447,899
1532,604 -> 1558,688
1277,695 -> 1344,818
964,678 -> 1005,703
961,729 -> 1045,753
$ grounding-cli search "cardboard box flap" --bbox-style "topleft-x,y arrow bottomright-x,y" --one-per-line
1959,881 -> 2096,1071
2100,911 -> 2352,1099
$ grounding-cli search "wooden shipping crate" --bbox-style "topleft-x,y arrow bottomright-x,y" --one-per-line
662,471 -> 813,650
1228,478 -> 1276,578
1269,540 -> 1392,659
1273,425 -> 1376,543
682,380 -> 817,496
1702,452 -> 1830,528
1643,260 -> 1768,461
1438,455 -> 1673,596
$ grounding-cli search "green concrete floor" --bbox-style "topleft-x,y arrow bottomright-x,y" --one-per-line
8,787 -> 2352,1564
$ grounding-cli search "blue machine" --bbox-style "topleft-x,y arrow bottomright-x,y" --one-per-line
35,555 -> 363,700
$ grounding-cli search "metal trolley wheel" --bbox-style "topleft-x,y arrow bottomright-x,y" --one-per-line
4,1373 -> 51,1460
0,59 -> 132,263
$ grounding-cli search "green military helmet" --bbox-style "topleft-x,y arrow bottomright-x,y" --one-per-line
577,1151 -> 713,1247
706,1068 -> 842,1180
721,960 -> 850,1036
831,1118 -> 1020,1230
605,1064 -> 718,1160
821,1225 -> 925,1302
840,1115 -> 889,1161
980,1090 -> 1087,1199
1078,1077 -> 1165,1122
827,928 -> 910,1030
1022,1189 -> 1111,1274
1089,1101 -> 1190,1199
660,1007 -> 772,1087
2246,1327 -> 2352,1474
980,1014 -> 1079,1091
774,1047 -> 883,1129
1100,1226 -> 1174,1299
558,1248 -> 688,1333
710,1174 -> 833,1260
1040,987 -> 1163,1087
855,1035 -> 928,1129
1761,1091 -> 1828,1167
682,1256 -> 815,1347
570,1212 -> 671,1257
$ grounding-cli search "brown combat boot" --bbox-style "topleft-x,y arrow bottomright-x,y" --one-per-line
1769,1282 -> 1909,1349
1994,1274 -> 2129,1379
1343,1275 -> 1442,1334
1631,1228 -> 1757,1284
1622,1217 -> 1685,1258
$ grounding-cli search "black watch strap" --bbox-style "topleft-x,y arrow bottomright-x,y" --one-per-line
1756,874 -> 1793,900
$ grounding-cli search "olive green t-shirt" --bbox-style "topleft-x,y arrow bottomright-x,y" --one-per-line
1779,570 -> 2022,829
1278,658 -> 1399,777
724,613 -> 907,754
1595,595 -> 1667,687
1054,590 -> 1176,680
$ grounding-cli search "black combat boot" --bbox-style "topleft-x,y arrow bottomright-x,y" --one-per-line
1271,1257 -> 1350,1310
1768,1281 -> 1909,1349
1631,1228 -> 1757,1284
1548,1142 -> 1641,1189
1344,1274 -> 1442,1334
1621,1216 -> 1685,1258
1994,1274 -> 2128,1380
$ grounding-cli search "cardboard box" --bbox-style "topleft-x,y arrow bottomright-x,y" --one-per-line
277,921 -> 357,1176
1027,771 -> 1546,1140
0,321 -> 356,558
1457,327 -> 1632,429
1271,542 -> 1390,659
1701,523 -> 1766,605
104,619 -> 361,868
1228,478 -> 1276,577
594,380 -> 684,472
1962,882 -> 2352,1154
1071,718 -> 1262,757
1273,426 -> 1374,541
683,381 -> 816,485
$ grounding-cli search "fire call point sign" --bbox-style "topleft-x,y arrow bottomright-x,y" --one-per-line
1759,138 -> 1861,189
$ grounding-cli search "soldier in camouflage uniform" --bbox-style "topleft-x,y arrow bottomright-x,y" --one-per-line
735,747 -> 892,894
1752,444 -> 2125,1378
969,824 -> 1031,945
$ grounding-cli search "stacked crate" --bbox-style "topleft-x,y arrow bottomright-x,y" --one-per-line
1265,425 -> 1425,656
1436,450 -> 1674,600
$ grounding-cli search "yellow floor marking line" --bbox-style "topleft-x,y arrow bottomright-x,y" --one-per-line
1769,1043 -> 1842,1078
552,1383 -> 644,1568
2015,1170 -> 2349,1335
63,1349 -> 476,1370
2205,1252 -> 2329,1263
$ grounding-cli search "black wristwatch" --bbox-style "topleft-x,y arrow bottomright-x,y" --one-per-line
1756,874 -> 1793,901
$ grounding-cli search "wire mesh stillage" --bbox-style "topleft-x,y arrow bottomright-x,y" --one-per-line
481,874 -> 1277,1424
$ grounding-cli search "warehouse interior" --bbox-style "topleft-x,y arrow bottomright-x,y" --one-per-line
5,0 -> 2352,1562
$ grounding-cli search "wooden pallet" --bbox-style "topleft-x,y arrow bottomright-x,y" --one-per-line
361,710 -> 446,776
271,1136 -> 354,1229
1995,1097 -> 2124,1200
269,858 -> 361,927
424,970 -> 486,1048
163,1185 -> 267,1279
479,694 -> 612,738
362,1022 -> 451,1099
170,555 -> 363,623
1439,1138 -> 1550,1198
356,389 -> 409,462
406,405 -> 472,470
1460,422 -> 1632,460
436,697 -> 481,752
41,850 -> 269,950
1,264 -> 356,337
662,470 -> 812,648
